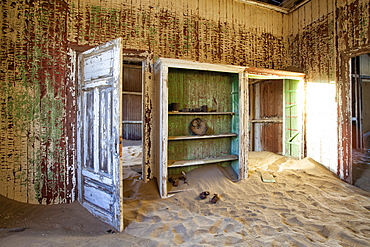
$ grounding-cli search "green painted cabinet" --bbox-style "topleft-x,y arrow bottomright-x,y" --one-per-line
154,58 -> 248,197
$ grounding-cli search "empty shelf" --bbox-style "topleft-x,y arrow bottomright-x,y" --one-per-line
168,111 -> 235,115
168,155 -> 238,168
168,133 -> 237,141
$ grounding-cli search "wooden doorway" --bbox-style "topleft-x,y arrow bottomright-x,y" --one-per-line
351,54 -> 370,191
122,63 -> 143,141
246,68 -> 305,159
249,79 -> 283,154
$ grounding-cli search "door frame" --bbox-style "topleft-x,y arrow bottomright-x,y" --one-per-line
245,67 -> 306,159
75,39 -> 153,231
122,50 -> 153,181
249,79 -> 284,154
338,47 -> 370,184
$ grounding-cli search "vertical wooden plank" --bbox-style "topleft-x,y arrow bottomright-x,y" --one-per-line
319,0 -> 328,19
12,134 -> 20,201
291,5 -> 299,36
311,0 -> 319,23
159,63 -> 169,197
18,135 -> 28,202
327,0 -> 334,13
0,97 -> 6,198
197,0 -> 206,62
212,0 -> 220,63
65,47 -> 77,203
288,7 -> 294,37
238,71 -> 248,179
142,52 -> 153,181
304,1 -> 311,27
235,1 -> 244,66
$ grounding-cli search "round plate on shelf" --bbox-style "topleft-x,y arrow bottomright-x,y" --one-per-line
189,118 -> 208,135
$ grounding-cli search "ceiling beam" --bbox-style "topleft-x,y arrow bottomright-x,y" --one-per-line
236,0 -> 312,14
236,0 -> 289,14
288,0 -> 312,13
279,0 -> 298,8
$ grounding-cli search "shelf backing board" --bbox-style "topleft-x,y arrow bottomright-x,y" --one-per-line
154,58 -> 249,198
166,68 -> 240,177
168,114 -> 233,136
167,68 -> 235,113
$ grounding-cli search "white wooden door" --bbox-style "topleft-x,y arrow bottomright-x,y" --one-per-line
77,38 -> 123,231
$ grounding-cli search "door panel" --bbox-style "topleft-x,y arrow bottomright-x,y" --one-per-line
250,79 -> 283,154
122,64 -> 143,140
77,38 -> 123,231
283,79 -> 303,158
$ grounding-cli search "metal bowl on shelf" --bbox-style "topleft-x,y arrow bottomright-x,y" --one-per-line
189,118 -> 208,136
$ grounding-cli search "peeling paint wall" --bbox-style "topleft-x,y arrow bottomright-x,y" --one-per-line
335,0 -> 370,183
287,0 -> 335,82
67,0 -> 287,68
0,0 -> 288,204
1,0 -> 368,204
0,0 -> 73,204
287,0 -> 370,183
286,0 -> 338,179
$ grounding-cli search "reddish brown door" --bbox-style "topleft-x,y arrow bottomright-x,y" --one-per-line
250,79 -> 283,154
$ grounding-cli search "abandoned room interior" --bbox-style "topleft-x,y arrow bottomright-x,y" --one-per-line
1,0 -> 370,234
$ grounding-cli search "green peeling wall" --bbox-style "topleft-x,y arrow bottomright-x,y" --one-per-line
0,0 -> 71,204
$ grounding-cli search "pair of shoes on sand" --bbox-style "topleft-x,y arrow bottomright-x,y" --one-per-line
199,191 -> 220,203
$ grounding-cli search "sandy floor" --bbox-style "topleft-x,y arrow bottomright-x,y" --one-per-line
353,149 -> 370,192
1,151 -> 370,246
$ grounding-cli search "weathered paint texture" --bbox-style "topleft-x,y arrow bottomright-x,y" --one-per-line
0,0 -> 287,204
67,0 -> 287,68
0,0 -> 369,204
287,0 -> 370,183
0,0 -> 74,204
287,6 -> 335,82
335,0 -> 370,184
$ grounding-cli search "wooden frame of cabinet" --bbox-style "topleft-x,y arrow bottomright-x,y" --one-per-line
154,58 -> 248,198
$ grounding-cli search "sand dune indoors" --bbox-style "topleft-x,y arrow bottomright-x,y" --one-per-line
1,152 -> 370,246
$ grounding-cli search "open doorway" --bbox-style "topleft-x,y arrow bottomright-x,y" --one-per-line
351,54 -> 370,191
121,62 -> 143,174
76,38 -> 152,231
249,79 -> 283,154
248,75 -> 305,159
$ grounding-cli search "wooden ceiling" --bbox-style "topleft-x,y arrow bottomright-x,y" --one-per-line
255,0 -> 306,8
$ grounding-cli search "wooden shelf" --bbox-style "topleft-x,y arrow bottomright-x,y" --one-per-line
168,111 -> 235,115
122,120 -> 142,124
123,91 -> 142,96
168,133 -> 237,141
168,155 -> 238,168
251,119 -> 283,123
